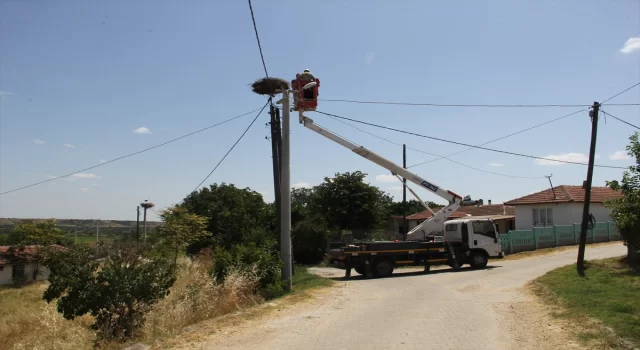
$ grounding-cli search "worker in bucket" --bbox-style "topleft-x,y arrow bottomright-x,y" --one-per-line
300,68 -> 315,81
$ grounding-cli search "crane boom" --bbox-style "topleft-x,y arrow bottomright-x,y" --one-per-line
300,114 -> 482,240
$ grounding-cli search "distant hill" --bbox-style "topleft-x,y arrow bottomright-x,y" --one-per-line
0,218 -> 163,236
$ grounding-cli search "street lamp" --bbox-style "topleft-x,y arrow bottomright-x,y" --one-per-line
140,200 -> 155,244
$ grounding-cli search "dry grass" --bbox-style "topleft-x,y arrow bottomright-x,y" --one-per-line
0,283 -> 94,350
143,257 -> 262,340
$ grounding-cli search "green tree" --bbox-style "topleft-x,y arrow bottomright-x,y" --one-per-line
43,246 -> 176,343
387,199 -> 441,216
158,205 -> 210,266
181,183 -> 274,251
605,132 -> 640,269
313,171 -> 393,238
11,219 -> 69,280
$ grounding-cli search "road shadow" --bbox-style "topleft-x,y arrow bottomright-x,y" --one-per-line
328,265 -> 502,281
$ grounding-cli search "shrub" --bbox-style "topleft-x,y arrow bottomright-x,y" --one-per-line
43,246 -> 176,343
212,241 -> 284,299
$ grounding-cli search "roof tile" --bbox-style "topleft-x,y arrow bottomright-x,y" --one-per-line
504,185 -> 622,205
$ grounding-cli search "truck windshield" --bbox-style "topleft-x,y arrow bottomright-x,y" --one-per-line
471,221 -> 496,238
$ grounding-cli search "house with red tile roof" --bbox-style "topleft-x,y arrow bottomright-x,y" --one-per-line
504,185 -> 622,230
0,244 -> 65,285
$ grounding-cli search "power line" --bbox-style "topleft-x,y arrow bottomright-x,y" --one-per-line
191,101 -> 269,192
0,106 -> 265,196
601,82 -> 640,104
314,110 -> 628,169
600,110 -> 640,130
324,113 -> 546,179
317,98 -> 639,108
247,0 -> 269,78
408,108 -> 588,168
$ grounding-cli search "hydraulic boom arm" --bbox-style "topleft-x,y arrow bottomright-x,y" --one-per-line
299,114 -> 482,240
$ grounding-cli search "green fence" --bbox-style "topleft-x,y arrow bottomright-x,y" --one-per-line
499,221 -> 622,254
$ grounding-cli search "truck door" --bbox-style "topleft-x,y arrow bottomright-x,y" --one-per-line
470,220 -> 501,256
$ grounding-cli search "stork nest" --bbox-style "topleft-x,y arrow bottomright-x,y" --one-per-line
251,77 -> 290,96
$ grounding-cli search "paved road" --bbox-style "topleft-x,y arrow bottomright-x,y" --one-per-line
174,244 -> 626,350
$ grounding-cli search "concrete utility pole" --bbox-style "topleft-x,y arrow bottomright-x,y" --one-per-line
96,219 -> 100,244
269,104 -> 282,245
402,144 -> 408,241
577,102 -> 600,276
141,200 -> 155,245
280,91 -> 293,291
136,206 -> 141,242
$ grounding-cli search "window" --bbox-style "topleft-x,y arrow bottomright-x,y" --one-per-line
12,265 -> 25,279
472,221 -> 496,239
532,208 -> 554,226
445,223 -> 458,232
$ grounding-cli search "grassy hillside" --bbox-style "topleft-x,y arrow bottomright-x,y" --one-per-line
0,218 -> 163,243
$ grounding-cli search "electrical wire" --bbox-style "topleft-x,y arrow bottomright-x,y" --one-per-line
600,110 -> 640,130
0,106 -> 265,196
191,100 -> 269,192
324,113 -> 546,179
601,82 -> 640,104
247,0 -> 269,78
314,110 -> 628,170
318,99 -> 639,108
408,108 -> 588,168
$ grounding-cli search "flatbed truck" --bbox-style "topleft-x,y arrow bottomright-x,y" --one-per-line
292,78 -> 504,278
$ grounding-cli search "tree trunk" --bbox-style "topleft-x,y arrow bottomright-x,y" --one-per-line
628,243 -> 639,271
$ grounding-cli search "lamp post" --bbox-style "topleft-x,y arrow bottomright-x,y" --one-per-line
140,200 -> 155,244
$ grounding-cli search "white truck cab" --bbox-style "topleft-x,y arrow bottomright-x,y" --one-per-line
444,218 -> 503,260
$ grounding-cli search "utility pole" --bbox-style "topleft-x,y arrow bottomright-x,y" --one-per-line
577,102 -> 600,276
136,206 -> 140,242
141,200 -> 155,245
96,219 -> 100,245
402,144 -> 408,241
280,91 -> 293,291
545,174 -> 557,200
269,104 -> 282,244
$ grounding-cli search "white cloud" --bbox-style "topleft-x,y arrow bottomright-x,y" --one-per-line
536,153 -> 599,166
99,159 -> 106,164
375,174 -> 399,183
80,188 -> 89,192
365,52 -> 375,65
609,150 -> 631,160
46,175 -> 58,179
63,143 -> 75,148
620,36 -> 640,54
72,173 -> 101,179
292,182 -> 312,189
389,186 -> 403,191
488,162 -> 504,167
133,127 -> 152,134
33,139 -> 45,145
91,183 -> 99,187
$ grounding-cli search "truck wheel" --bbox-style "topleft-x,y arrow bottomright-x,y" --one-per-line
470,251 -> 488,269
354,267 -> 365,275
373,259 -> 394,278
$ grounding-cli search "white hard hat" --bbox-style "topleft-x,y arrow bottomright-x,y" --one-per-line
304,68 -> 310,72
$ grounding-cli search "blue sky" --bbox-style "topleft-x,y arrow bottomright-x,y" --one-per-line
1,0 -> 639,221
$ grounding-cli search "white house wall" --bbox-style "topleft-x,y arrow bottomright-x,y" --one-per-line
514,203 -> 612,230
0,265 -> 12,285
0,264 -> 51,285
